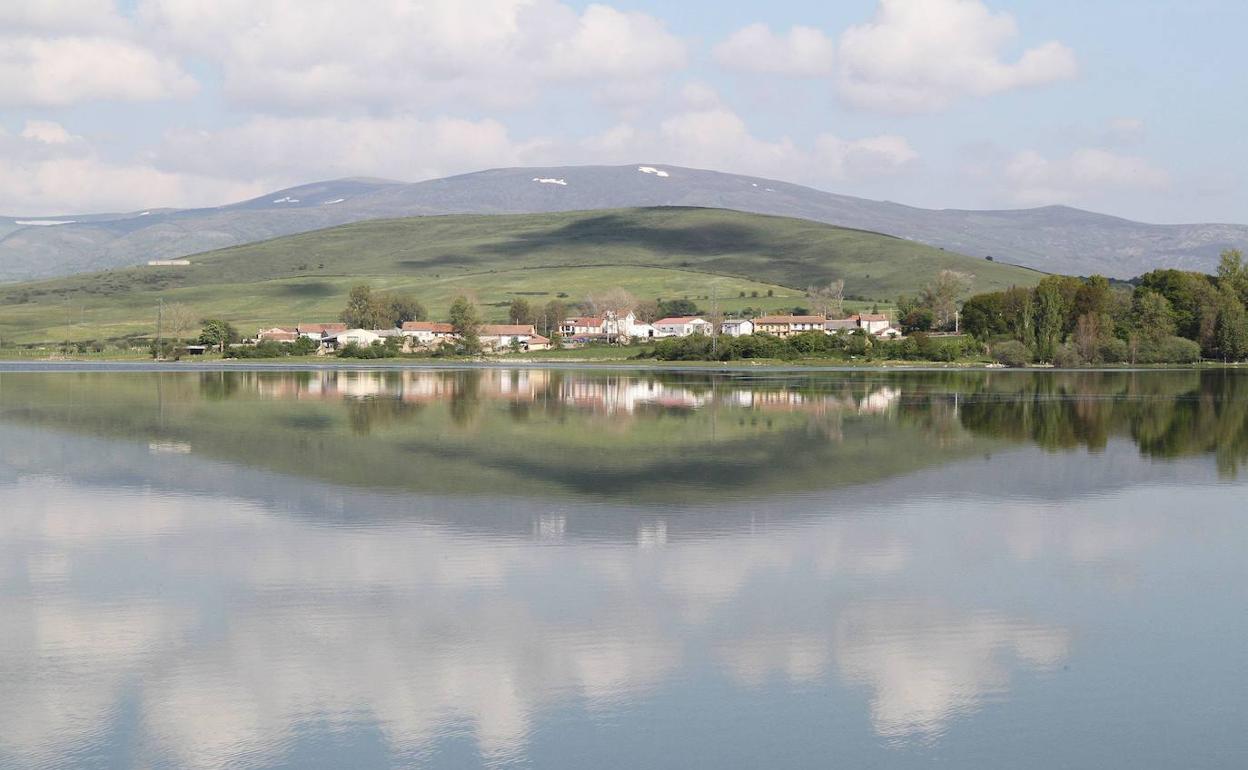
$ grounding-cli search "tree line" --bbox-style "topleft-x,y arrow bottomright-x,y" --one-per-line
960,249 -> 1248,365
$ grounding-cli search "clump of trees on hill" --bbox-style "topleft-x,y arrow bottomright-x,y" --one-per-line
340,285 -> 426,328
962,249 -> 1248,365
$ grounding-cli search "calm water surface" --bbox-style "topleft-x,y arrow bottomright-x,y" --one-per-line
0,368 -> 1245,769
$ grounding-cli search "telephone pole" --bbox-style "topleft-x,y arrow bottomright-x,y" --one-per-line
156,297 -> 164,359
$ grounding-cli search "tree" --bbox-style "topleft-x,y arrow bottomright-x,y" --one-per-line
508,298 -> 536,325
633,299 -> 661,324
1131,289 -> 1176,343
541,300 -> 567,335
1073,313 -> 1102,364
1217,248 -> 1248,305
1215,286 -> 1248,362
901,308 -> 935,334
586,288 -> 637,318
382,292 -> 426,325
198,319 -> 239,352
920,270 -> 973,330
1032,279 -> 1066,361
805,279 -> 846,318
657,298 -> 700,317
449,295 -> 482,353
164,302 -> 196,343
340,285 -> 389,329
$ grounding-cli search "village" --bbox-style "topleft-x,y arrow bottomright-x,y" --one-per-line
249,310 -> 903,355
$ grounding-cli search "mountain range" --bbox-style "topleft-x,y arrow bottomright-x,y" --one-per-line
2,164 -> 1245,282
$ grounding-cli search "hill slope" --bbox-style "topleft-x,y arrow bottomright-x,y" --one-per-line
2,165 -> 1244,282
0,207 -> 1040,345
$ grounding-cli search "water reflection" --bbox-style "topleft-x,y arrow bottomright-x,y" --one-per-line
1,370 -> 1246,768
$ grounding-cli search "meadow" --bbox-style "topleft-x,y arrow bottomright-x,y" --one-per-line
0,207 -> 1042,345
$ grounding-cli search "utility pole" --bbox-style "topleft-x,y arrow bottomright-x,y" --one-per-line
156,297 -> 164,359
710,282 -> 720,357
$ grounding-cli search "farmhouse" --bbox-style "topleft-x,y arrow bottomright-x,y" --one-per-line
480,324 -> 551,351
401,321 -> 457,346
256,327 -> 298,343
752,315 -> 826,337
654,317 -> 711,337
720,319 -> 754,337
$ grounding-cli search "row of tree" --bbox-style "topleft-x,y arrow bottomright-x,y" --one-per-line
959,250 -> 1248,364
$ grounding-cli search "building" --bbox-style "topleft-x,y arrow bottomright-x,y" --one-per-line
752,315 -> 826,337
654,317 -> 711,337
851,314 -> 892,335
401,321 -> 457,347
327,329 -> 384,348
559,311 -> 646,341
256,327 -> 298,343
720,319 -> 754,337
296,323 -> 347,341
824,318 -> 859,334
480,324 -> 549,351
560,316 -> 605,337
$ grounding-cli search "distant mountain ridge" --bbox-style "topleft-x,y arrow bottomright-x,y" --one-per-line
2,164 -> 1245,282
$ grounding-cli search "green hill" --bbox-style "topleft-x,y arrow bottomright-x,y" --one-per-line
0,207 -> 1043,345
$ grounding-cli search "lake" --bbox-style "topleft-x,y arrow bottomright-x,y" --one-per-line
1,367 -> 1245,769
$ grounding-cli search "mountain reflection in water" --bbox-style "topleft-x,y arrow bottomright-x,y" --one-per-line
0,369 -> 1245,769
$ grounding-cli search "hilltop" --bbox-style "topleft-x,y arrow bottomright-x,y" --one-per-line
0,206 -> 1040,345
2,164 -> 1244,282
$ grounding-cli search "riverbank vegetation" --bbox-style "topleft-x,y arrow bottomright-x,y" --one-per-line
961,250 -> 1246,365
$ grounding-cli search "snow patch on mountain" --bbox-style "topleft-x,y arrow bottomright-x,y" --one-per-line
638,166 -> 670,178
532,177 -> 568,186
15,219 -> 75,226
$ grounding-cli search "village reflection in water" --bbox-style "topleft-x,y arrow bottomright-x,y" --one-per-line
0,369 -> 1246,769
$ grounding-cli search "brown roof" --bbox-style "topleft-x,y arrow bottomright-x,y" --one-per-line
852,314 -> 890,322
297,323 -> 347,334
563,316 -> 604,327
529,334 -> 551,344
481,324 -> 537,335
753,315 -> 826,324
655,316 -> 705,325
401,321 -> 454,333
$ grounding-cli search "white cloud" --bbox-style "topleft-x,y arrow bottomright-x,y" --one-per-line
154,115 -> 547,184
137,0 -> 685,111
714,23 -> 836,76
609,107 -> 917,185
1003,148 -> 1169,206
20,120 -> 74,145
835,0 -> 1077,113
0,2 -> 195,107
0,124 -> 258,216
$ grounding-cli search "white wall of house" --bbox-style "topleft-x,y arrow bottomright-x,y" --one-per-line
720,320 -> 754,337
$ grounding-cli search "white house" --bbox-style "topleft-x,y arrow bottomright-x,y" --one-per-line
720,319 -> 754,337
401,321 -> 457,346
654,317 -> 711,337
329,329 -> 383,348
852,314 -> 892,335
560,311 -> 646,341
296,323 -> 347,341
480,324 -> 551,351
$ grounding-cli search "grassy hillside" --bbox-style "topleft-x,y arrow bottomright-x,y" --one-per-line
0,207 -> 1042,345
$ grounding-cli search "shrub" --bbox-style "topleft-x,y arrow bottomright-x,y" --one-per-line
992,340 -> 1031,367
1137,335 -> 1201,364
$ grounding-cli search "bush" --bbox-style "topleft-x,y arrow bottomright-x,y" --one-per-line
992,340 -> 1031,367
337,340 -> 399,359
1137,335 -> 1201,364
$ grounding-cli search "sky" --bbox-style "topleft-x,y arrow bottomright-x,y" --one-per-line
0,0 -> 1244,223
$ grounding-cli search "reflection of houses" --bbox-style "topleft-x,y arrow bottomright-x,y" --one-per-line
753,315 -> 826,337
480,325 -> 551,351
654,317 -> 711,337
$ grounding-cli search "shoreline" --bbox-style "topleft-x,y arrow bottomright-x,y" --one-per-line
0,357 -> 1241,374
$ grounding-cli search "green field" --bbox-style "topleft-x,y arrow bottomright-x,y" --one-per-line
0,207 -> 1044,345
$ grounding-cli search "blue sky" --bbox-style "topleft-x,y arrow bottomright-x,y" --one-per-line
0,0 -> 1244,223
